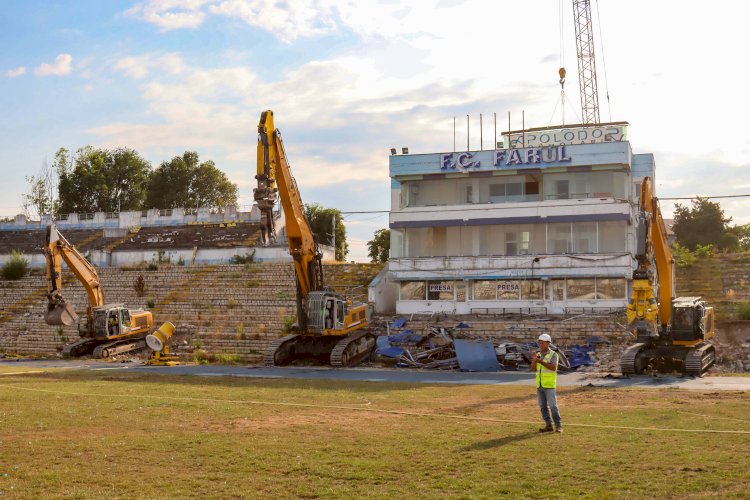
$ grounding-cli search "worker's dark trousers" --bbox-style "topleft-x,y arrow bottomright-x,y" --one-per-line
537,387 -> 561,429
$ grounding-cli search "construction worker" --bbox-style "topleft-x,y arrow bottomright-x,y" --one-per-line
531,333 -> 562,433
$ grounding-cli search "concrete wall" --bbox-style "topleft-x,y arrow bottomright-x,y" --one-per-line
368,264 -> 400,314
0,243 -> 334,268
0,205 -> 261,232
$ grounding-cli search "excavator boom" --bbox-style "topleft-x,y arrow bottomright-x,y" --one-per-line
44,225 -> 104,327
255,110 -> 373,367
621,177 -> 715,376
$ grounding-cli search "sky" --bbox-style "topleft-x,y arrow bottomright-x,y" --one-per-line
2,0 -> 750,261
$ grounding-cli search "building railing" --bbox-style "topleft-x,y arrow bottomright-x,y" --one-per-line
469,307 -> 548,316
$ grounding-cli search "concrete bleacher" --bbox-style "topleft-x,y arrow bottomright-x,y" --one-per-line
0,262 -> 383,362
0,228 -> 111,255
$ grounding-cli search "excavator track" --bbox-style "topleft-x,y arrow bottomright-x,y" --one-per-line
330,331 -> 376,368
684,343 -> 715,377
62,339 -> 99,358
265,334 -> 301,366
92,339 -> 147,359
620,342 -> 647,375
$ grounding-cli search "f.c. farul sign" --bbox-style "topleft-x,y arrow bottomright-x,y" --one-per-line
441,145 -> 571,172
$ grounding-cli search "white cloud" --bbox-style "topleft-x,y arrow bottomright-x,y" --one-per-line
124,0 -> 211,30
114,53 -> 185,79
5,67 -> 26,78
123,0 -> 447,41
35,54 -> 73,76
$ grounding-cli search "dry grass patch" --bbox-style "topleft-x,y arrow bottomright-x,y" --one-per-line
0,370 -> 748,498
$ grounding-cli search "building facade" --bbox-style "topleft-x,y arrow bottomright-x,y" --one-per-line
379,122 -> 654,315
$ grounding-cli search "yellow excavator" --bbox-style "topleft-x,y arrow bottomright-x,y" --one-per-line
254,110 -> 374,367
44,224 -> 154,358
621,177 -> 716,376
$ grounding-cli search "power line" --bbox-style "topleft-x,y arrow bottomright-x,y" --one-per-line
660,194 -> 750,201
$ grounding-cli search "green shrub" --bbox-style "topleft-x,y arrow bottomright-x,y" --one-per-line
1,250 -> 29,280
215,353 -> 241,365
146,262 -> 159,271
694,243 -> 715,258
282,316 -> 295,333
146,297 -> 155,308
227,297 -> 238,309
672,243 -> 697,268
230,250 -> 256,264
737,302 -> 750,321
177,255 -> 185,266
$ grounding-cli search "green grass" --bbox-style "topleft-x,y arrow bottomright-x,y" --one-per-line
0,368 -> 749,498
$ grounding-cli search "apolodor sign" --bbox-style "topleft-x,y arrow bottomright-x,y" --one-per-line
506,124 -> 627,148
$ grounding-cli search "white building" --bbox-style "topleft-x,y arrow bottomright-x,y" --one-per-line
371,122 -> 654,315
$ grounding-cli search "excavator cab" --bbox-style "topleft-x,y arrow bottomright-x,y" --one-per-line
672,297 -> 714,343
91,306 -> 132,340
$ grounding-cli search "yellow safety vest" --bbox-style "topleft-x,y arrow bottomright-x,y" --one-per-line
535,351 -> 558,389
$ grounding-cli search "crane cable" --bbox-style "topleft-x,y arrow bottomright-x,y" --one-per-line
1,380 -> 750,435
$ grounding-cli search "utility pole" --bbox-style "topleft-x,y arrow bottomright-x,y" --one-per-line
331,212 -> 336,262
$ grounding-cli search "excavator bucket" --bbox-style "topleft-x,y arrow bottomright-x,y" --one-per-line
45,301 -> 79,326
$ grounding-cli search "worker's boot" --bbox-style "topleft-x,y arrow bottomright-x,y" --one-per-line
555,427 -> 563,433
539,424 -> 553,433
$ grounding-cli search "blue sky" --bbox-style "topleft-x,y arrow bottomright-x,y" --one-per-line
2,0 -> 750,260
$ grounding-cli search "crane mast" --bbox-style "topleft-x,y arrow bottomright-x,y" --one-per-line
572,0 -> 601,124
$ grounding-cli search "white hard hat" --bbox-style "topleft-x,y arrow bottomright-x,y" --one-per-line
538,333 -> 552,342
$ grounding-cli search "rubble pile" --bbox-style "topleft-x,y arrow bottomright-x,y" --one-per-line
373,318 -> 750,374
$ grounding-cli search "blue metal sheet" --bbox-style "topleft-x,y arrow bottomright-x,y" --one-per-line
454,339 -> 500,372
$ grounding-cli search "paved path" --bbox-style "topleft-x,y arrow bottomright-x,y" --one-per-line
2,359 -> 749,391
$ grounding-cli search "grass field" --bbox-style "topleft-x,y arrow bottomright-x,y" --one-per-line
1,366 -> 749,499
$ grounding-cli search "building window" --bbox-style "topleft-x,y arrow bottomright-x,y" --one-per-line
427,281 -> 454,300
456,283 -> 467,302
141,210 -> 148,218
567,278 -> 596,300
159,209 -> 173,217
521,280 -> 543,299
548,280 -> 565,301
400,281 -> 425,301
549,223 -> 572,253
79,213 -> 94,220
596,278 -> 626,299
105,212 -> 119,219
497,280 -> 520,299
473,280 -> 496,300
572,222 -> 597,253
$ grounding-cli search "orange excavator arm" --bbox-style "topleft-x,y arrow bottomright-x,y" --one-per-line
44,224 -> 105,327
255,110 -> 323,328
627,177 -> 674,335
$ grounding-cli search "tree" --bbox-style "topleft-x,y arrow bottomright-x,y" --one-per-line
728,223 -> 750,251
145,151 -> 238,210
304,203 -> 348,261
23,167 -> 55,219
22,156 -> 60,219
672,197 -> 735,251
367,228 -> 390,263
58,146 -> 151,214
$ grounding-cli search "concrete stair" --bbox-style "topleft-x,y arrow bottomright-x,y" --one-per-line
0,262 -> 382,362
